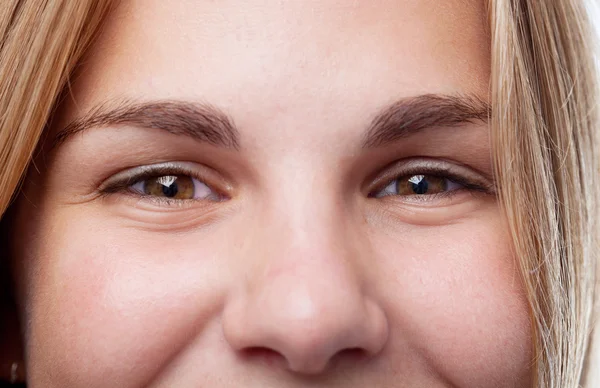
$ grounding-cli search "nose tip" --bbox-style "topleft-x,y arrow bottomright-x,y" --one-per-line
223,278 -> 389,375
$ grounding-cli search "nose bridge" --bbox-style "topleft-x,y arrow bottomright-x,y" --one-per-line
257,164 -> 365,327
260,159 -> 360,302
266,153 -> 349,246
222,164 -> 388,374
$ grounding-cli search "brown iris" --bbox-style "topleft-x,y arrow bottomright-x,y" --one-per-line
143,175 -> 195,199
397,174 -> 447,195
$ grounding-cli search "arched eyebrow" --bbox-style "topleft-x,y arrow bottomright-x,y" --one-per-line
54,94 -> 489,150
361,94 -> 490,148
54,100 -> 241,149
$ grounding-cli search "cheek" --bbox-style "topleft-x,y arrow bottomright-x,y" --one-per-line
14,207 -> 229,386
13,191 -> 531,386
374,214 -> 532,387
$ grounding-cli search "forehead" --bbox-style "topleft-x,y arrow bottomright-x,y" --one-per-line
63,0 -> 490,144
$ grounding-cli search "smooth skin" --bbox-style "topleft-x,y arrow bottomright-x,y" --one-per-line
9,0 -> 532,387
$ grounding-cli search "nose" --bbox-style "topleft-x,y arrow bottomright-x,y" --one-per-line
222,210 -> 389,375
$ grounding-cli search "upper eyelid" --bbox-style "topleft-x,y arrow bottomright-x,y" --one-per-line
98,159 -> 494,200
98,162 -> 223,194
368,158 -> 495,195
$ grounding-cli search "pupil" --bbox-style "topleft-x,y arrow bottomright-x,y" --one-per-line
409,175 -> 428,194
161,182 -> 178,197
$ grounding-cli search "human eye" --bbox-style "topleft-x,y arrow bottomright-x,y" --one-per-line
374,174 -> 464,197
369,158 -> 494,202
99,162 -> 227,204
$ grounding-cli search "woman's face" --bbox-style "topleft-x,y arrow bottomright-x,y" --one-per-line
9,0 -> 532,386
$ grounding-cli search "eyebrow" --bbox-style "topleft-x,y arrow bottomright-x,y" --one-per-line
54,94 -> 489,150
362,94 -> 490,148
55,100 -> 240,149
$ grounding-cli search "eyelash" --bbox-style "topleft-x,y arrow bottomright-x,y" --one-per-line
99,164 -> 226,205
368,163 -> 495,201
99,161 -> 494,205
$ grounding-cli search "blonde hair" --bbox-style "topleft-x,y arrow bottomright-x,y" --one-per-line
0,0 -> 113,216
490,0 -> 599,386
0,1 -> 598,387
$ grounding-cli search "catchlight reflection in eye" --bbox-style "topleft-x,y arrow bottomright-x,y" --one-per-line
131,175 -> 211,200
376,174 -> 464,197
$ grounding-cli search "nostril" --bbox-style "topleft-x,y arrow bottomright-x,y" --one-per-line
241,347 -> 286,368
329,347 -> 369,368
338,347 -> 368,358
222,283 -> 389,375
240,346 -> 369,373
